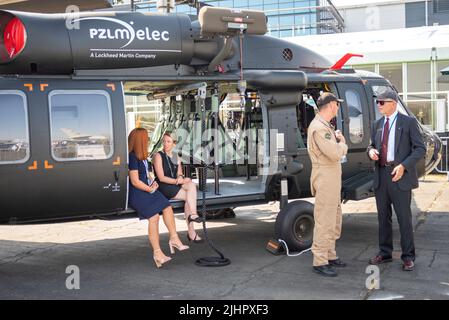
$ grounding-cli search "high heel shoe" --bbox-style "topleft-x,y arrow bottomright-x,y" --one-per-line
153,249 -> 171,268
187,214 -> 203,224
186,233 -> 204,243
169,237 -> 189,254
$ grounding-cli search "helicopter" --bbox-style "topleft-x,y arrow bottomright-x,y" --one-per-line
0,4 -> 442,253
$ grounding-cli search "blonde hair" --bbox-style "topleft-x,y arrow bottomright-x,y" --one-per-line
163,131 -> 177,144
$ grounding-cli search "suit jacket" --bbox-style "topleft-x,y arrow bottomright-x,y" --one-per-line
367,113 -> 426,191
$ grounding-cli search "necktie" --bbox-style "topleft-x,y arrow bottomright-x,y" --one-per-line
380,117 -> 390,166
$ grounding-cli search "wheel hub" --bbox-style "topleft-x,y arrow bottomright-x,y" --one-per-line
293,216 -> 313,243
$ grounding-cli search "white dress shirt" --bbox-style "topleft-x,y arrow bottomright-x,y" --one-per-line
382,109 -> 399,162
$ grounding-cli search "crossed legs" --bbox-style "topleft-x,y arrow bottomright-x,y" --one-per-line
173,181 -> 202,241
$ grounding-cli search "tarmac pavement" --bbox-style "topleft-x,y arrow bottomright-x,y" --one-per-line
0,174 -> 448,300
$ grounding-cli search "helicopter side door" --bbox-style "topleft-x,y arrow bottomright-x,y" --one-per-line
336,81 -> 372,180
0,79 -> 128,224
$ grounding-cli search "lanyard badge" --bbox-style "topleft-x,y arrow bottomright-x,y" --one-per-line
143,160 -> 155,185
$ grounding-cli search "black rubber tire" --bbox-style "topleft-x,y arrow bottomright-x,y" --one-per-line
275,200 -> 314,252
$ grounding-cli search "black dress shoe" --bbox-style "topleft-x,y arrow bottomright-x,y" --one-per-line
402,260 -> 414,271
329,258 -> 346,268
368,254 -> 392,265
313,265 -> 338,277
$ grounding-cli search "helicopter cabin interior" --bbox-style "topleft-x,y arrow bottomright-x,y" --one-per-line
120,70 -> 410,210
123,81 -> 269,205
121,79 -> 355,205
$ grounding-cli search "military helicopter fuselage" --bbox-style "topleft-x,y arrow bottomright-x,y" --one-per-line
0,7 -> 441,251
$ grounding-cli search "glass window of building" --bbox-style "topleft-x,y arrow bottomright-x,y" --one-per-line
345,89 -> 364,144
234,0 -> 249,7
379,64 -> 403,92
49,91 -> 114,161
267,15 -> 279,31
405,92 -> 431,127
437,60 -> 449,92
279,14 -> 295,28
150,0 -> 319,37
264,3 -> 279,12
434,0 -> 449,13
294,13 -> 313,35
407,62 -> 431,93
125,95 -> 134,106
407,100 -> 432,127
175,4 -> 191,13
278,1 -> 292,9
435,93 -> 447,132
0,91 -> 30,164
246,0 -> 262,9
279,29 -> 293,37
124,91 -> 164,141
220,0 -> 233,7
407,92 -> 431,101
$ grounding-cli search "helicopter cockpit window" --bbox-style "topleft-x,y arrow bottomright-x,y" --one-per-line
49,91 -> 114,161
372,85 -> 408,120
0,91 -> 30,164
345,89 -> 364,144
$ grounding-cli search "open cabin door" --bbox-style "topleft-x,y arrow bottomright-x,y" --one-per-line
336,81 -> 374,201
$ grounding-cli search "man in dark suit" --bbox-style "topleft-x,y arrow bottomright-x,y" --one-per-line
367,89 -> 426,271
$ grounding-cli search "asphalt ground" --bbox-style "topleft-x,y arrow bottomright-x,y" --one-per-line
1,174 -> 448,300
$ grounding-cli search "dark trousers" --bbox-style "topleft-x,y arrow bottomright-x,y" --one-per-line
374,167 -> 416,261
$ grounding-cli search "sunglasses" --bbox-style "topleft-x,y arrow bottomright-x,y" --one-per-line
376,99 -> 394,106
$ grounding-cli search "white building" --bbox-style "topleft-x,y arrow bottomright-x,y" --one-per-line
332,0 -> 449,32
287,0 -> 449,132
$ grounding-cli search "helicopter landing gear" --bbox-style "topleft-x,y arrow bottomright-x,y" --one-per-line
274,200 -> 314,252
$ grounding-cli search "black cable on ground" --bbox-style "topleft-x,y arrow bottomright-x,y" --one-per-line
195,88 -> 231,267
194,165 -> 231,267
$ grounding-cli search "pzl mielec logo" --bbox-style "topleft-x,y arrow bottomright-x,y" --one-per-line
73,17 -> 170,48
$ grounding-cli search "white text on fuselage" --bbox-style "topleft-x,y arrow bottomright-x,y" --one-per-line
89,28 -> 170,42
90,52 -> 157,59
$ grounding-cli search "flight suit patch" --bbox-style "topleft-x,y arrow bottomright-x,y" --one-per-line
325,133 -> 332,140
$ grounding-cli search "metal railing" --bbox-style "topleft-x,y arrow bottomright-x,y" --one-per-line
436,136 -> 449,173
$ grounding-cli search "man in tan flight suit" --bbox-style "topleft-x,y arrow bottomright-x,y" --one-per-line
307,92 -> 348,277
